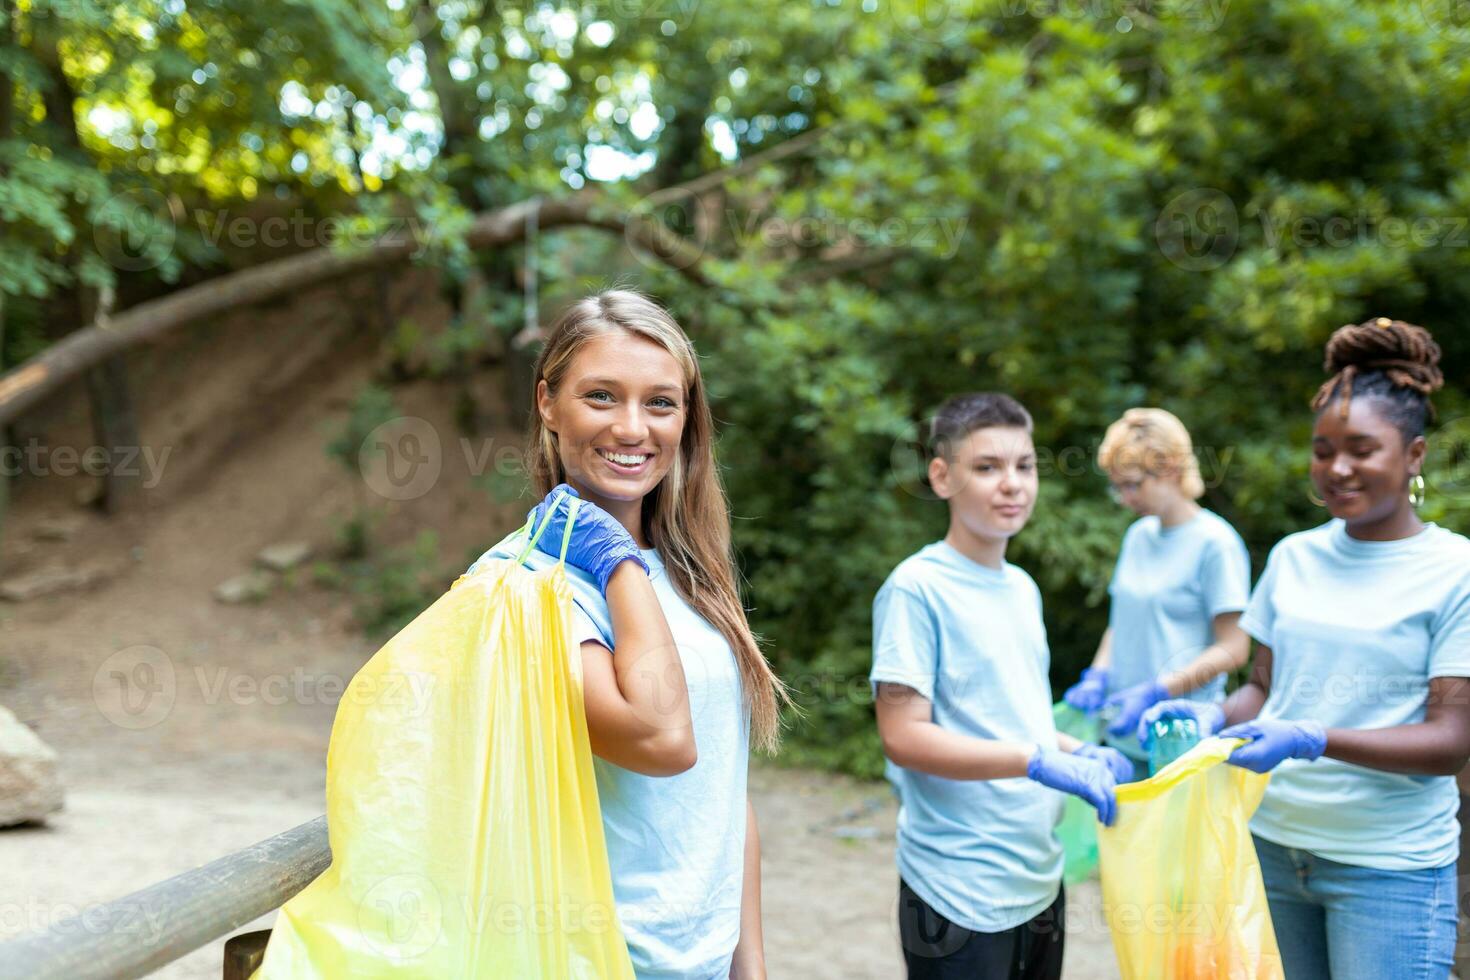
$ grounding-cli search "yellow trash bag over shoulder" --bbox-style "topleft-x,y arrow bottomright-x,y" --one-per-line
1097,737 -> 1283,980
256,498 -> 634,979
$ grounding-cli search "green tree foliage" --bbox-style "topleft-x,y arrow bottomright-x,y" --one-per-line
7,0 -> 1468,774
1,0 -> 402,306
646,0 -> 1470,774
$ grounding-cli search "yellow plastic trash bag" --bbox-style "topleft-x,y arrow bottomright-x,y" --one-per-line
255,502 -> 635,979
1097,737 -> 1283,980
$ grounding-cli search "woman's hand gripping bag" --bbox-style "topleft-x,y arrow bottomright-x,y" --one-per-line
1097,737 -> 1283,980
253,516 -> 634,979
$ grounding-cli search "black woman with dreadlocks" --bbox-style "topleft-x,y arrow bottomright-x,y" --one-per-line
1140,317 -> 1470,979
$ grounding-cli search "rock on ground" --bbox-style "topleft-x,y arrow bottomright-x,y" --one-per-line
0,705 -> 64,827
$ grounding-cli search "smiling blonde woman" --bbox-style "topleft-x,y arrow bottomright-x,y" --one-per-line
467,290 -> 785,979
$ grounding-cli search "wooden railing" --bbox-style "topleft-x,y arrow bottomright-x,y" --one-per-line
0,816 -> 328,980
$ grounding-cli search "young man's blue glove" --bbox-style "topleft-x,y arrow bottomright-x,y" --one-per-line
1218,719 -> 1327,773
1073,743 -> 1134,784
1063,667 -> 1110,713
525,484 -> 649,594
1104,679 -> 1170,738
1027,747 -> 1118,826
1135,699 -> 1226,748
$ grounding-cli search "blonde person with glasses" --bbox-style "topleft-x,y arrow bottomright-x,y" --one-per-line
1062,408 -> 1252,779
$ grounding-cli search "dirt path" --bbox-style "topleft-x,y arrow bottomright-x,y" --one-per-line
0,306 -> 1120,977
0,739 -> 1121,980
0,576 -> 1120,979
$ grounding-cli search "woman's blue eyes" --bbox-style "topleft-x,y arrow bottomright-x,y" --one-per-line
582,390 -> 677,409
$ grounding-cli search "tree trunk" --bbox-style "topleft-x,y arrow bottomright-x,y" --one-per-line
0,0 -> 12,143
1,0 -> 14,557
36,28 -> 143,511
0,289 -> 10,564
413,0 -> 510,433
80,288 -> 140,512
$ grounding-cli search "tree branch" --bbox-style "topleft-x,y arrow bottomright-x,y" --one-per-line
0,192 -> 717,425
0,111 -> 849,426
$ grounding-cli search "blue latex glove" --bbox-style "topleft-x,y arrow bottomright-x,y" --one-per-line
1074,743 -> 1134,784
1027,747 -> 1118,826
524,484 -> 649,594
1104,680 -> 1170,738
1135,699 -> 1226,748
1218,719 -> 1327,774
1063,667 -> 1110,713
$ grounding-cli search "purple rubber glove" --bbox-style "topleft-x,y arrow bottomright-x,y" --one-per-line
1135,699 -> 1226,748
1219,719 -> 1327,773
1027,747 -> 1118,826
1074,743 -> 1134,784
1105,680 -> 1170,738
1064,667 -> 1110,713
525,484 -> 648,594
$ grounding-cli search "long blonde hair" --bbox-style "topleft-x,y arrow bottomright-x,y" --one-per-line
1097,407 -> 1206,499
528,290 -> 787,752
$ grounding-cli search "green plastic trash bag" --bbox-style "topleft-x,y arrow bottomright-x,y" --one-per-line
1053,701 -> 1102,884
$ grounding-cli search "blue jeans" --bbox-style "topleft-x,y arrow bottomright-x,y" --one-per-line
1252,834 -> 1457,979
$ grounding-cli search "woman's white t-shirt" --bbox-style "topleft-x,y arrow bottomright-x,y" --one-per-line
472,539 -> 749,979
1241,520 -> 1470,870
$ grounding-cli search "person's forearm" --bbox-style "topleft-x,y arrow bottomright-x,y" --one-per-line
1161,616 -> 1250,696
604,561 -> 691,738
1325,723 -> 1470,776
882,721 -> 1035,780
1057,732 -> 1082,753
1090,628 -> 1113,670
1220,682 -> 1267,727
1161,644 -> 1240,697
730,797 -> 766,979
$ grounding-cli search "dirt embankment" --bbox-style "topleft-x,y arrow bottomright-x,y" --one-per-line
0,268 -> 1119,978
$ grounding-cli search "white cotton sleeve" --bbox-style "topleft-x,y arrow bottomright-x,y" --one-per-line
869,583 -> 939,703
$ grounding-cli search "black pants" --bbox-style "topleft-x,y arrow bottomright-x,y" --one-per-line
898,878 -> 1065,980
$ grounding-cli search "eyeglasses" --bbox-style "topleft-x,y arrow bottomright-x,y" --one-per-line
1108,478 -> 1145,501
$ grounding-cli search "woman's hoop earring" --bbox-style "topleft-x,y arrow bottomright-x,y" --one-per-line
1307,485 -> 1327,508
1410,474 -> 1426,509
